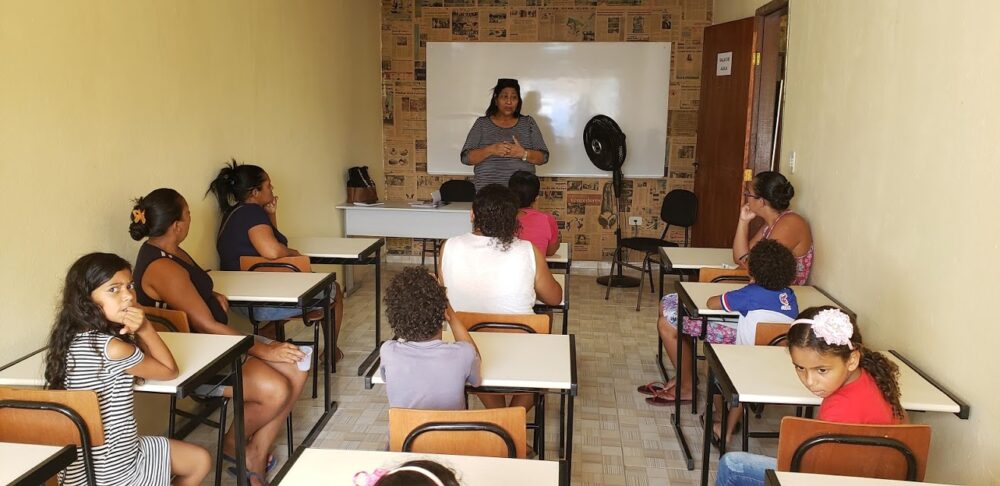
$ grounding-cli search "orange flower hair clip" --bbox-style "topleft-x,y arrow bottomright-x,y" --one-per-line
131,208 -> 146,225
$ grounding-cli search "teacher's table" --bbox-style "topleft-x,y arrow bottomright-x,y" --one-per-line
765,470 -> 960,486
0,333 -> 254,486
702,344 -> 969,486
337,202 -> 473,239
0,443 -> 77,486
289,237 -> 385,376
274,448 -> 565,486
365,331 -> 578,478
535,273 -> 570,334
668,282 -> 854,470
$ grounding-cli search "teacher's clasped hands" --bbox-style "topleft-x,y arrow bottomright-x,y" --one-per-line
460,78 -> 549,192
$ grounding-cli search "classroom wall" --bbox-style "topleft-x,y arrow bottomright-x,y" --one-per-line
778,1 -> 1000,483
379,0 -> 712,261
712,0 -> 767,24
0,0 -> 383,362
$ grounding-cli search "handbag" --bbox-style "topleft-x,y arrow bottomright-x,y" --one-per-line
346,166 -> 379,203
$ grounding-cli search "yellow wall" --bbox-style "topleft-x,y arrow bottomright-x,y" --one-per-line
713,0 -> 767,24
0,0 -> 383,362
779,1 -> 1000,483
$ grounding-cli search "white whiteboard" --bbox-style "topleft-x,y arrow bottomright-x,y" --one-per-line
427,42 -> 670,178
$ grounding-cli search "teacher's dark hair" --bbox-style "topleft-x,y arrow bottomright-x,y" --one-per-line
753,171 -> 795,210
45,253 -> 136,390
129,188 -> 185,241
485,78 -> 522,117
472,184 -> 521,251
206,159 -> 268,213
508,170 -> 540,208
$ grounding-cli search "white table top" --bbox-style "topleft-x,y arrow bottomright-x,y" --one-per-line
0,442 -> 75,485
678,282 -> 843,317
337,201 -> 473,213
288,236 -> 381,259
546,243 -> 570,265
372,331 -> 573,390
0,333 -> 248,395
770,471 -> 958,485
280,448 -> 560,485
709,344 -> 962,413
211,271 -> 333,303
659,247 -> 734,269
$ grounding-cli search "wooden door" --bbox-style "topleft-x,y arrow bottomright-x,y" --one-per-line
691,18 -> 756,247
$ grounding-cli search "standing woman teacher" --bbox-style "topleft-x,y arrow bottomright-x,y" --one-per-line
461,78 -> 549,192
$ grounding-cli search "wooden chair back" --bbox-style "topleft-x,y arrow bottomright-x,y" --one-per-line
456,312 -> 551,334
0,387 -> 105,446
777,417 -> 931,481
389,407 -> 527,459
141,306 -> 191,333
754,322 -> 791,346
699,267 -> 750,283
239,255 -> 312,273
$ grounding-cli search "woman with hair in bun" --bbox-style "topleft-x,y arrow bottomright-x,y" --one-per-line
733,171 -> 814,285
206,159 -> 344,361
439,184 -> 561,412
129,188 -> 304,485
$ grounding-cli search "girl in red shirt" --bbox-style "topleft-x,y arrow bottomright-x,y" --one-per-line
715,306 -> 905,485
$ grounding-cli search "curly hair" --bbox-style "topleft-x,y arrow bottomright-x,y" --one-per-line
472,184 -> 521,251
384,266 -> 449,342
205,158 -> 268,214
787,306 -> 904,420
375,460 -> 460,486
748,239 -> 797,290
45,253 -> 136,390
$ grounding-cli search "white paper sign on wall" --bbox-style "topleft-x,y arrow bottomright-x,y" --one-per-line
716,51 -> 732,76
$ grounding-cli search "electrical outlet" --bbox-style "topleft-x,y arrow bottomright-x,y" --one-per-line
789,151 -> 797,173
628,216 -> 642,226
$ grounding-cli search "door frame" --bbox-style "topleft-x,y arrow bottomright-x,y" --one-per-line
748,0 -> 790,176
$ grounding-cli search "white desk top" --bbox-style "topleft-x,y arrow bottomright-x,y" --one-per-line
0,333 -> 247,395
288,237 -> 381,259
770,471 -> 958,486
372,331 -> 573,390
659,247 -> 734,269
709,344 -> 962,413
678,283 -> 842,317
336,201 -> 473,213
280,448 -> 560,485
211,271 -> 333,303
0,442 -> 75,485
546,243 -> 570,265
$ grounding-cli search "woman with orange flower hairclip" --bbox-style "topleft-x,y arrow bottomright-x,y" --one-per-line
715,306 -> 905,486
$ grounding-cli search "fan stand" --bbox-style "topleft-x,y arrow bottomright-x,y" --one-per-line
597,169 -> 640,288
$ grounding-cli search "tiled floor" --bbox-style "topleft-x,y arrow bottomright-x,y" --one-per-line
184,263 -> 790,485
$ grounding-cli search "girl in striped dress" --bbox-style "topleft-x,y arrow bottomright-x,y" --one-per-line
44,253 -> 210,486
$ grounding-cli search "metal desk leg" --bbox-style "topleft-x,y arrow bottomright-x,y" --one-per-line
358,254 -> 384,375
673,302 -> 695,470
565,393 -> 575,480
700,372 -> 715,486
232,356 -> 248,486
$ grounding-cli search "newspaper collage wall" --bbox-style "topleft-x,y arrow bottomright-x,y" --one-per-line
381,0 -> 710,261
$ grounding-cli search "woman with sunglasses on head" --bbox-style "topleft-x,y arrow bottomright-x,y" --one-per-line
734,171 -> 814,285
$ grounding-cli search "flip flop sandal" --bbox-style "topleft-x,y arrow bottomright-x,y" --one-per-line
644,388 -> 692,406
699,414 -> 743,450
223,453 -> 277,474
636,381 -> 670,396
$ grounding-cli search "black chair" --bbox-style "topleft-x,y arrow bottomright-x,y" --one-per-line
605,189 -> 698,311
420,179 -> 475,274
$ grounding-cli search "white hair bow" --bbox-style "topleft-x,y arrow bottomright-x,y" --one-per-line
792,308 -> 854,349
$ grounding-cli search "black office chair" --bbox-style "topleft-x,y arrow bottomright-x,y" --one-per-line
420,179 -> 475,274
605,189 -> 698,310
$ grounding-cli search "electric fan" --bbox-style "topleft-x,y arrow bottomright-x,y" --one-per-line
584,115 -> 639,288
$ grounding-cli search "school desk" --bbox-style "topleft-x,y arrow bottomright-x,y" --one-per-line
336,201 -> 473,239
288,236 -> 385,376
535,273 -> 570,334
764,470 -> 959,486
0,443 -> 77,486
547,242 -> 571,273
666,282 -> 855,470
365,331 -> 578,479
0,332 -> 254,486
700,344 -> 970,486
273,448 -> 565,486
